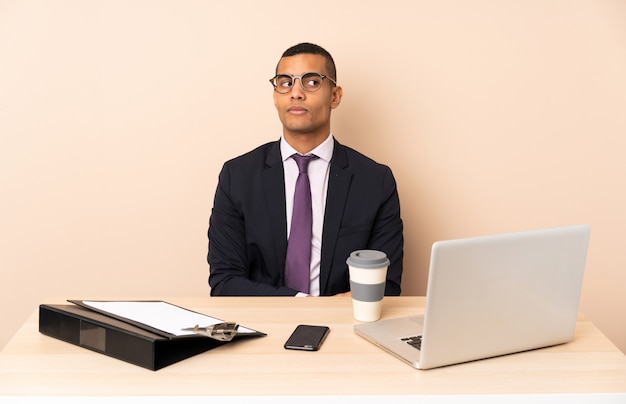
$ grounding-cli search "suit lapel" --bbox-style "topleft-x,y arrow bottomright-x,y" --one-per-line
262,141 -> 288,274
320,141 -> 352,294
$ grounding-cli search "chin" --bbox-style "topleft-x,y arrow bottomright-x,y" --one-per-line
284,122 -> 314,134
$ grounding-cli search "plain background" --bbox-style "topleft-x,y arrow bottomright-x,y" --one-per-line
1,0 -> 625,354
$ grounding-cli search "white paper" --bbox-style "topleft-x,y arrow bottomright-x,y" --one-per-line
80,300 -> 256,337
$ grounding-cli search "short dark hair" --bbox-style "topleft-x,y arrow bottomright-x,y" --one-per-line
277,42 -> 337,82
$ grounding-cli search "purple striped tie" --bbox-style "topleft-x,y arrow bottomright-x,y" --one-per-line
285,154 -> 318,293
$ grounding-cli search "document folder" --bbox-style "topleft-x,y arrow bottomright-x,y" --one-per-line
39,302 -> 265,370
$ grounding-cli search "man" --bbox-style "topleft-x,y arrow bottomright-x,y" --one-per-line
208,43 -> 403,296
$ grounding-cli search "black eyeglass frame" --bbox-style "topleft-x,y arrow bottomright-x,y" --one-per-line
269,72 -> 337,94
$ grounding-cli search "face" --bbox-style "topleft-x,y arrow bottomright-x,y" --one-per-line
273,53 -> 342,143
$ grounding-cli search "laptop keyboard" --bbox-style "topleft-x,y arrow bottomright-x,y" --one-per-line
402,335 -> 422,350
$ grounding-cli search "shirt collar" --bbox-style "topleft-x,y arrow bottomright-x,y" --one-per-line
280,133 -> 334,163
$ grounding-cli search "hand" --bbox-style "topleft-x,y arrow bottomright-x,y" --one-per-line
333,291 -> 352,297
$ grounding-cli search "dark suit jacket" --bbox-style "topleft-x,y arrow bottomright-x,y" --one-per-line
207,139 -> 403,296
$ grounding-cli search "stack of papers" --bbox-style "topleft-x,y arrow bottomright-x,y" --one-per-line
73,300 -> 258,337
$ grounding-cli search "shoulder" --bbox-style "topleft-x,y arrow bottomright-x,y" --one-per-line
223,140 -> 280,167
333,140 -> 393,173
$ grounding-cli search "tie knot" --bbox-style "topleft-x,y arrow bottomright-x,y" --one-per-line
292,154 -> 318,174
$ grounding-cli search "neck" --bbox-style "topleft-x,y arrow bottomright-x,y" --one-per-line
283,131 -> 329,154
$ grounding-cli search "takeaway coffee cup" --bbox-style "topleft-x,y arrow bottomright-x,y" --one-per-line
346,250 -> 389,322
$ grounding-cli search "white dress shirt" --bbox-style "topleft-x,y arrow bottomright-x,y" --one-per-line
281,134 -> 334,296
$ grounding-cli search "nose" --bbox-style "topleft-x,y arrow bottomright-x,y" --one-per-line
290,78 -> 306,100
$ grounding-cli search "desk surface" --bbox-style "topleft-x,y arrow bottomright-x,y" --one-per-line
1,296 -> 625,398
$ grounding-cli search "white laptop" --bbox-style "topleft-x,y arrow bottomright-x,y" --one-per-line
354,224 -> 591,369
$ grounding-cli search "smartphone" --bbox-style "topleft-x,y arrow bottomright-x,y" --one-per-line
284,324 -> 330,351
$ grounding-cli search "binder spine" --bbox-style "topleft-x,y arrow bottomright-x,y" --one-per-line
39,305 -> 157,370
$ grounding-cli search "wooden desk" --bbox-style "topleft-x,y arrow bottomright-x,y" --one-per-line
1,297 -> 625,401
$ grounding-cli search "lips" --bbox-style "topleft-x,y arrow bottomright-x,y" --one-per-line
287,105 -> 308,114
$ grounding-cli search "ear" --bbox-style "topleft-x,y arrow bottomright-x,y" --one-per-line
273,90 -> 279,109
330,86 -> 343,110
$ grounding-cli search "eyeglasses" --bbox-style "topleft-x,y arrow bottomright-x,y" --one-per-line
269,72 -> 337,94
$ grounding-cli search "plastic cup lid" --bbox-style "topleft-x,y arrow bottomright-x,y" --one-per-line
346,250 -> 390,268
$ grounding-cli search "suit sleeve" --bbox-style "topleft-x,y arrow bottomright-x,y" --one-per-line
369,167 -> 404,296
207,163 -> 298,296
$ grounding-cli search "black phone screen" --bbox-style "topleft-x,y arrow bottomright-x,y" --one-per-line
284,324 -> 330,351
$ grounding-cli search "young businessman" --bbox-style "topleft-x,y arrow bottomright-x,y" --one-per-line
207,43 -> 403,296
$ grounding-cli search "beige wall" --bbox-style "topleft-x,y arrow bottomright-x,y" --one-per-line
1,0 -> 625,353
